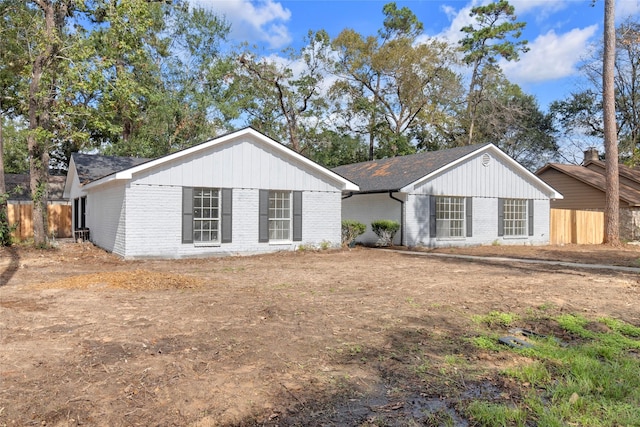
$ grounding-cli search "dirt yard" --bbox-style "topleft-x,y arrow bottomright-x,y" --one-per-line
1,242 -> 639,426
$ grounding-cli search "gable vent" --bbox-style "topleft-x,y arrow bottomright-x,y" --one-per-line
481,153 -> 492,167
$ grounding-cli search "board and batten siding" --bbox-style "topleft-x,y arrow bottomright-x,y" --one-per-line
411,151 -> 549,199
85,181 -> 127,256
132,137 -> 340,192
121,183 -> 342,259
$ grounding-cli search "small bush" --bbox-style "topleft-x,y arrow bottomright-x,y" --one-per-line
341,220 -> 366,247
371,220 -> 400,247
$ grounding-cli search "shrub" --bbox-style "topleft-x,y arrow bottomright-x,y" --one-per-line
341,220 -> 366,247
371,220 -> 400,247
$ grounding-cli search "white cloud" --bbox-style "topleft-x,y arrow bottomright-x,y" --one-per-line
510,0 -> 568,16
193,0 -> 292,49
501,25 -> 599,83
617,0 -> 640,20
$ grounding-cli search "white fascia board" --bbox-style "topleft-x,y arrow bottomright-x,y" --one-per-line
63,157 -> 78,198
83,128 -> 359,192
400,144 -> 564,200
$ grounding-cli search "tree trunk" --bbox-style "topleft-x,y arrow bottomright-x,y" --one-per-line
0,111 -> 7,242
28,0 -> 68,246
603,0 -> 620,245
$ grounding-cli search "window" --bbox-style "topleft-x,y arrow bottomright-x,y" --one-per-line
193,188 -> 220,243
503,199 -> 528,236
268,191 -> 291,241
182,187 -> 231,245
436,196 -> 465,238
259,190 -> 302,243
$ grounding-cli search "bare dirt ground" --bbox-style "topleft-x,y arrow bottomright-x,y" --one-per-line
1,242 -> 639,426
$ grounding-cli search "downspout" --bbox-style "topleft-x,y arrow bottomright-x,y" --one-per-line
388,191 -> 404,246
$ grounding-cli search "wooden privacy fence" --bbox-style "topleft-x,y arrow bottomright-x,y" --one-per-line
550,208 -> 604,245
7,204 -> 72,240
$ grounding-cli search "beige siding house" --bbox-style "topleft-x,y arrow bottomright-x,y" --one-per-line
535,148 -> 640,240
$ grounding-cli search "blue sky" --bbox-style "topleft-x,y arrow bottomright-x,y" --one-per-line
194,0 -> 640,112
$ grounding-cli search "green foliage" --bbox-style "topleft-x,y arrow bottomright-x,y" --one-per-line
0,192 -> 14,246
341,220 -> 366,247
470,313 -> 640,426
370,219 -> 400,247
330,2 -> 462,159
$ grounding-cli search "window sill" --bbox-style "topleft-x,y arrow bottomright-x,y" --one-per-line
194,242 -> 221,247
436,237 -> 466,241
502,236 -> 528,240
269,241 -> 292,245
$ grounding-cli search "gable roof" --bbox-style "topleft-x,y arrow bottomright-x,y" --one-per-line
71,153 -> 151,185
4,174 -> 67,202
584,159 -> 640,185
72,128 -> 358,192
332,143 -> 562,199
332,144 -> 490,193
537,162 -> 640,206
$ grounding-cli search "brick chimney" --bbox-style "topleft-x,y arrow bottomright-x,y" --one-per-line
583,147 -> 599,165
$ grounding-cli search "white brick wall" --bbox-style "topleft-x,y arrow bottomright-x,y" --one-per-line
115,184 -> 342,259
86,181 -> 126,255
405,195 -> 551,248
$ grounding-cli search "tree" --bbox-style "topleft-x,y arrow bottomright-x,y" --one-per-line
603,0 -> 619,245
459,0 -> 528,145
331,2 -> 461,159
471,68 -> 558,170
230,30 -> 331,154
551,19 -> 640,165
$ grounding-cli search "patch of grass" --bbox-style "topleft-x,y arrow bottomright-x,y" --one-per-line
472,311 -> 519,328
470,335 -> 501,351
466,313 -> 640,426
465,401 -> 527,426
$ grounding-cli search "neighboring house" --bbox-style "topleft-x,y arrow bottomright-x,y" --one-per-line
4,173 -> 67,204
333,143 -> 562,247
536,148 -> 640,241
63,127 -> 359,258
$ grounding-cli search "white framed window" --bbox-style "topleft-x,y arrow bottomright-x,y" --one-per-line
268,190 -> 291,241
503,199 -> 527,236
436,196 -> 465,238
193,188 -> 220,244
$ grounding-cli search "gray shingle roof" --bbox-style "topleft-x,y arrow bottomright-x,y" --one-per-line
332,143 -> 491,192
72,153 -> 151,184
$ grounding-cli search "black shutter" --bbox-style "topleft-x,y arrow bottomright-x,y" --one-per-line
221,188 -> 232,243
73,198 -> 79,230
292,191 -> 302,241
429,195 -> 436,237
80,197 -> 86,228
497,198 -> 505,237
528,199 -> 534,236
182,187 -> 193,244
259,190 -> 269,242
466,197 -> 473,237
